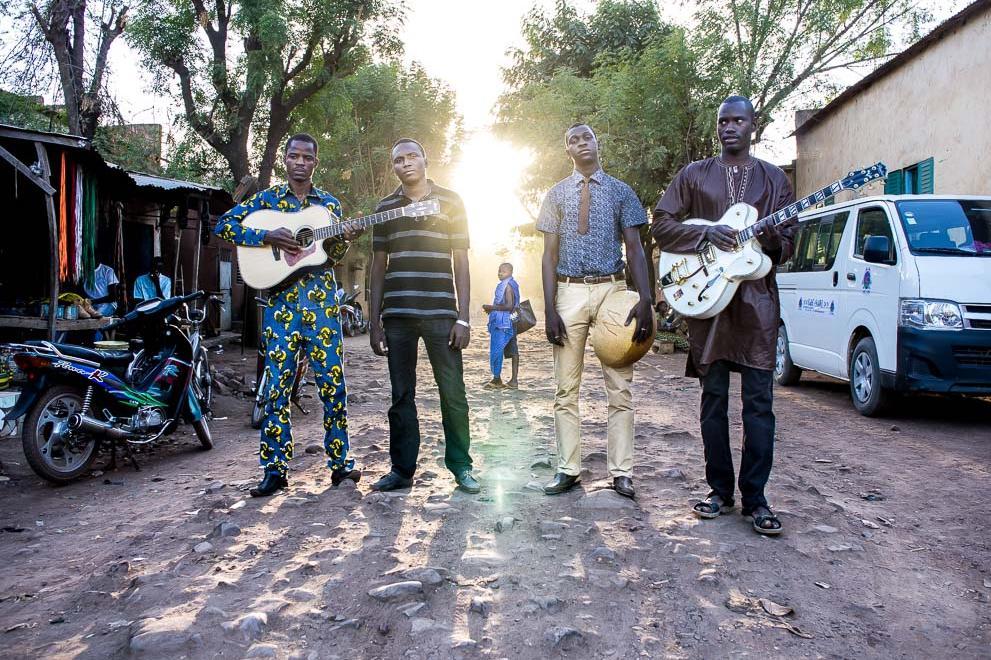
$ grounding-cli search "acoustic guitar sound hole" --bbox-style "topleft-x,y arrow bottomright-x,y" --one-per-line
296,227 -> 314,247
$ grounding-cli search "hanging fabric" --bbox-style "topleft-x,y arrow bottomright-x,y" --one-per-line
82,173 -> 98,289
73,164 -> 83,283
58,152 -> 69,282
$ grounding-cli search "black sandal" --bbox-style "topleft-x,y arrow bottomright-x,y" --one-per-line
746,505 -> 783,536
692,494 -> 734,519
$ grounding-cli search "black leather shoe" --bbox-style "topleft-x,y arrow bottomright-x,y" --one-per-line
543,472 -> 580,495
250,472 -> 288,497
331,468 -> 361,487
455,470 -> 481,494
613,476 -> 635,499
370,471 -> 413,492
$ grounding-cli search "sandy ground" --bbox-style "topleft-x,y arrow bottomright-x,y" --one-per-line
0,329 -> 989,659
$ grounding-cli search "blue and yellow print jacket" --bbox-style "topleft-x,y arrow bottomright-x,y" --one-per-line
214,184 -> 350,265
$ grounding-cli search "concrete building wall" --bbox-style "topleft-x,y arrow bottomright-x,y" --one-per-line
795,6 -> 990,199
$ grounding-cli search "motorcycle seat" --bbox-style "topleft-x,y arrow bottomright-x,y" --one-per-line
25,340 -> 133,367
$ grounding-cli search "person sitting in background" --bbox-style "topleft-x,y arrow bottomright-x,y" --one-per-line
83,261 -> 120,318
483,262 -> 521,389
133,257 -> 172,302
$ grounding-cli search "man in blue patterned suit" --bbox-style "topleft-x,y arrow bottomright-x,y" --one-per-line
216,133 -> 362,497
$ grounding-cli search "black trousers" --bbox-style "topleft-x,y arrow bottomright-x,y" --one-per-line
699,360 -> 775,511
384,317 -> 472,479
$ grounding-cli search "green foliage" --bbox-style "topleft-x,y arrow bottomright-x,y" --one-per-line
295,61 -> 462,216
499,0 -> 933,205
0,90 -> 55,131
127,0 -> 405,185
505,0 -> 663,88
162,127 -> 235,190
692,0 -> 929,137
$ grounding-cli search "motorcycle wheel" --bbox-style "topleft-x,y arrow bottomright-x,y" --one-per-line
250,371 -> 268,429
193,417 -> 213,449
22,385 -> 98,484
192,346 -> 213,417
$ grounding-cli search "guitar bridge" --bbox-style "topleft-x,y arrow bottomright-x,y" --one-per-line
271,246 -> 282,261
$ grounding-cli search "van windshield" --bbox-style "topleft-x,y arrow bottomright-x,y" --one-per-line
895,200 -> 991,256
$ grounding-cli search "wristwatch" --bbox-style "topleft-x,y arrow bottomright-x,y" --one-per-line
455,320 -> 470,329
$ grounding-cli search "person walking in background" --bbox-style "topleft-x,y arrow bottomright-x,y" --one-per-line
483,262 -> 521,389
132,257 -> 172,302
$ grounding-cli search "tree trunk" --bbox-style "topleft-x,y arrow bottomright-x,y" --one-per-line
257,106 -> 290,189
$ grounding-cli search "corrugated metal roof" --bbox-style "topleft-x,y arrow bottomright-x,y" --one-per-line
126,171 -> 224,194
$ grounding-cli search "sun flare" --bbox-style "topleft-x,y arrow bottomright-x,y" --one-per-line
451,132 -> 533,249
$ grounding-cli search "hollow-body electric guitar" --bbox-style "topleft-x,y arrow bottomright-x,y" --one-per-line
658,163 -> 886,319
236,199 -> 440,289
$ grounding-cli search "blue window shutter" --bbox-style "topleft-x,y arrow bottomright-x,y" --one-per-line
917,157 -> 934,194
884,169 -> 904,195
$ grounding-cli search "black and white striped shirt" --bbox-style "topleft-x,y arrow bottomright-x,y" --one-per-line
372,181 -> 470,319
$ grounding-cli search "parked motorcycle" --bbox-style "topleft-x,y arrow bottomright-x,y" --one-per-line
339,285 -> 367,337
3,291 -> 213,483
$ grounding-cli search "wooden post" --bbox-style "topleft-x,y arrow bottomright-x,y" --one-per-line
34,142 -> 59,342
192,196 -> 202,295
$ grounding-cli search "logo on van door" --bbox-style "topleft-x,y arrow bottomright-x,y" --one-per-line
798,297 -> 835,315
862,268 -> 872,293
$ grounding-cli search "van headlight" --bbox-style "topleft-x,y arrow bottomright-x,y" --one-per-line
899,299 -> 963,330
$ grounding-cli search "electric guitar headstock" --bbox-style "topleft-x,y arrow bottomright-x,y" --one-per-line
841,162 -> 887,191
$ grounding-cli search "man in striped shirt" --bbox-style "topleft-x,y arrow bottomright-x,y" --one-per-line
367,138 -> 480,494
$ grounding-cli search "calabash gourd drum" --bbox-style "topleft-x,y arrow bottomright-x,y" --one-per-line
591,289 -> 656,369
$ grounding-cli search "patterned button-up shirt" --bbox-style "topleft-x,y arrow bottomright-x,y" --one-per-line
214,184 -> 349,264
536,169 -> 646,276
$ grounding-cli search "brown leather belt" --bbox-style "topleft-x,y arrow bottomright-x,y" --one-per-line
556,272 -> 625,285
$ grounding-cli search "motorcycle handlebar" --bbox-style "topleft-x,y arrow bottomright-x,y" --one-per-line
103,291 -> 207,331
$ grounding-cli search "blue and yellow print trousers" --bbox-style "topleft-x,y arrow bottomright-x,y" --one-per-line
259,270 -> 352,477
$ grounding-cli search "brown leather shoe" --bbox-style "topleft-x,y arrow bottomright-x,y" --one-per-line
613,476 -> 635,499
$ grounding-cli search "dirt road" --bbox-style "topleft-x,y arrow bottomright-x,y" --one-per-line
1,330 -> 988,659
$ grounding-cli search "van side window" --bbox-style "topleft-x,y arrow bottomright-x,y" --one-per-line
854,207 -> 896,263
782,211 -> 849,273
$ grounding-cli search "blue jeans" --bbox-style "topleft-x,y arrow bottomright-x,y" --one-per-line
488,326 -> 514,379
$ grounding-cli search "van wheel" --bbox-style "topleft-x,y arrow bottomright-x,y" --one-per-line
774,325 -> 802,386
850,336 -> 889,416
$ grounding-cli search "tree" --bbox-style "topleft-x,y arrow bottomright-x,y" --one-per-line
0,1 -> 129,139
498,0 -> 935,203
694,0 -> 931,139
128,0 -> 404,188
295,62 -> 461,215
504,0 -> 663,89
497,1 -> 697,206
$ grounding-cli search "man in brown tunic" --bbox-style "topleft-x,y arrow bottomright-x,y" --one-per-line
652,96 -> 795,535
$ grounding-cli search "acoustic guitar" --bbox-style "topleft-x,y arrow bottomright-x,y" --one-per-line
236,199 -> 440,289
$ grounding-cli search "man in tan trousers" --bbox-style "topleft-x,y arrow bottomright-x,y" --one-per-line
536,123 -> 654,499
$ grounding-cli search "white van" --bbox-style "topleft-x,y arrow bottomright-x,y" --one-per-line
774,195 -> 991,416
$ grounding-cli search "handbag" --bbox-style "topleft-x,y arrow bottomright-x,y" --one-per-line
511,299 -> 536,335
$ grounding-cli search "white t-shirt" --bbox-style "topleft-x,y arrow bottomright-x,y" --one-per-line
83,263 -> 119,316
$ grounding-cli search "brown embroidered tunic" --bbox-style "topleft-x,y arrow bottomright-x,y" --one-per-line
652,157 -> 796,376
